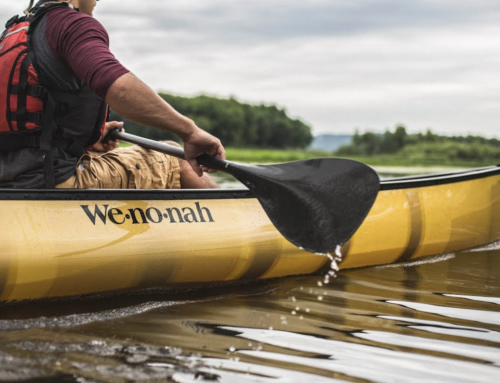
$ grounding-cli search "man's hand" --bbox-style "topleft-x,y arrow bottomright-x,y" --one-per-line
90,121 -> 124,152
183,128 -> 226,176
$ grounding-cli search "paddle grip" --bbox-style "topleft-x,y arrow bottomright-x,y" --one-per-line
195,153 -> 229,172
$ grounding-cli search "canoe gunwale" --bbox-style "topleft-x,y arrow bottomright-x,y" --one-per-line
0,188 -> 255,201
0,165 -> 499,199
380,165 -> 500,191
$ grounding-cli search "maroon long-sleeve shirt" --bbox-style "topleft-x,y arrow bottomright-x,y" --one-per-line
41,7 -> 129,98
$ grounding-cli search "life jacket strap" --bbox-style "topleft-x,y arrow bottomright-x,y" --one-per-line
15,51 -> 34,131
40,91 -> 56,188
10,84 -> 47,98
7,111 -> 44,125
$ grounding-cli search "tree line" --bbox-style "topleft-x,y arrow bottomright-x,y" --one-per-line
109,93 -> 313,149
336,126 -> 500,164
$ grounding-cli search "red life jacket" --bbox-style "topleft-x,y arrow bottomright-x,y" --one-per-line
0,14 -> 47,145
0,4 -> 108,187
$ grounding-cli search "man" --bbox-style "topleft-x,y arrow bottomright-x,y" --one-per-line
0,0 -> 224,189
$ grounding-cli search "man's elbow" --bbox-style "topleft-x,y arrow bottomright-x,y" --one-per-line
105,72 -> 134,105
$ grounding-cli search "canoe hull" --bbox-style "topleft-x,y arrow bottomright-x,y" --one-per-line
344,170 -> 500,269
2,166 -> 500,302
1,195 -> 327,302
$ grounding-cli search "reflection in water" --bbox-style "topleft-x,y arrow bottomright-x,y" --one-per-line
386,300 -> 500,326
0,245 -> 500,382
378,315 -> 500,343
232,329 -> 500,383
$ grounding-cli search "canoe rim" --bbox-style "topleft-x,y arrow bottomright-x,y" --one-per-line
0,165 -> 499,200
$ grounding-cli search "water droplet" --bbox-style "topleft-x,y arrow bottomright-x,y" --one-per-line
320,246 -> 344,284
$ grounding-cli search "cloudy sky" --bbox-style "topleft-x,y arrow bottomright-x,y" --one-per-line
2,1 -> 499,137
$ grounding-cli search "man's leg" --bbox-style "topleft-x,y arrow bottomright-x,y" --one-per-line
178,158 -> 219,189
57,142 -> 220,190
161,141 -> 219,189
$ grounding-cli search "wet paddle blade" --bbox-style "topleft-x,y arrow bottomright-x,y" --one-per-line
225,159 -> 380,254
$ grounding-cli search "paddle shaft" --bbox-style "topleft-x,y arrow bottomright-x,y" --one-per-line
107,129 -> 229,172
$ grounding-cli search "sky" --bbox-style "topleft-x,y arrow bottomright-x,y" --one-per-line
2,0 -> 499,137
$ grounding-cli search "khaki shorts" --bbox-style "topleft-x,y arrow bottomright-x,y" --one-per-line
56,144 -> 181,189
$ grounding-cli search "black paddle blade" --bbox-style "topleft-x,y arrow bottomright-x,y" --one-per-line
227,159 -> 380,254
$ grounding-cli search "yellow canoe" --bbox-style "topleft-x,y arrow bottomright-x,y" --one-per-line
1,165 -> 500,303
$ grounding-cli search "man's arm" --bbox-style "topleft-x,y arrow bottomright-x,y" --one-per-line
47,10 -> 224,175
105,73 -> 225,176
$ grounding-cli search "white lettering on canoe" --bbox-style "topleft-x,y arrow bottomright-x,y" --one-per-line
80,202 -> 215,225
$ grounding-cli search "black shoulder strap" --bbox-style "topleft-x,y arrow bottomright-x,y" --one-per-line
26,3 -> 68,189
27,2 -> 70,29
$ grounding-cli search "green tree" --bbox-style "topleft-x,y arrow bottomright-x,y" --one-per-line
149,93 -> 313,148
335,125 -> 500,166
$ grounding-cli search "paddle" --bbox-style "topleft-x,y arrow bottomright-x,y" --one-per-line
105,129 -> 380,255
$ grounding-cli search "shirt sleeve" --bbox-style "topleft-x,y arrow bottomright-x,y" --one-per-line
45,9 -> 130,99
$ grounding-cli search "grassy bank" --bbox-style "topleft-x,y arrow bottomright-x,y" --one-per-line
225,148 -> 491,168
120,143 -> 493,168
225,148 -> 329,163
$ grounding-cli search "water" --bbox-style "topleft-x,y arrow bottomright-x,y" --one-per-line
1,242 -> 499,382
1,173 -> 500,382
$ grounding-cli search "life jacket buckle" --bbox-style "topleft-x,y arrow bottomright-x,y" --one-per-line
26,134 -> 41,148
33,112 -> 44,125
4,15 -> 21,30
29,85 -> 47,98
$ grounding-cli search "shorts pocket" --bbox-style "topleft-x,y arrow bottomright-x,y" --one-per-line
84,154 -> 124,189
